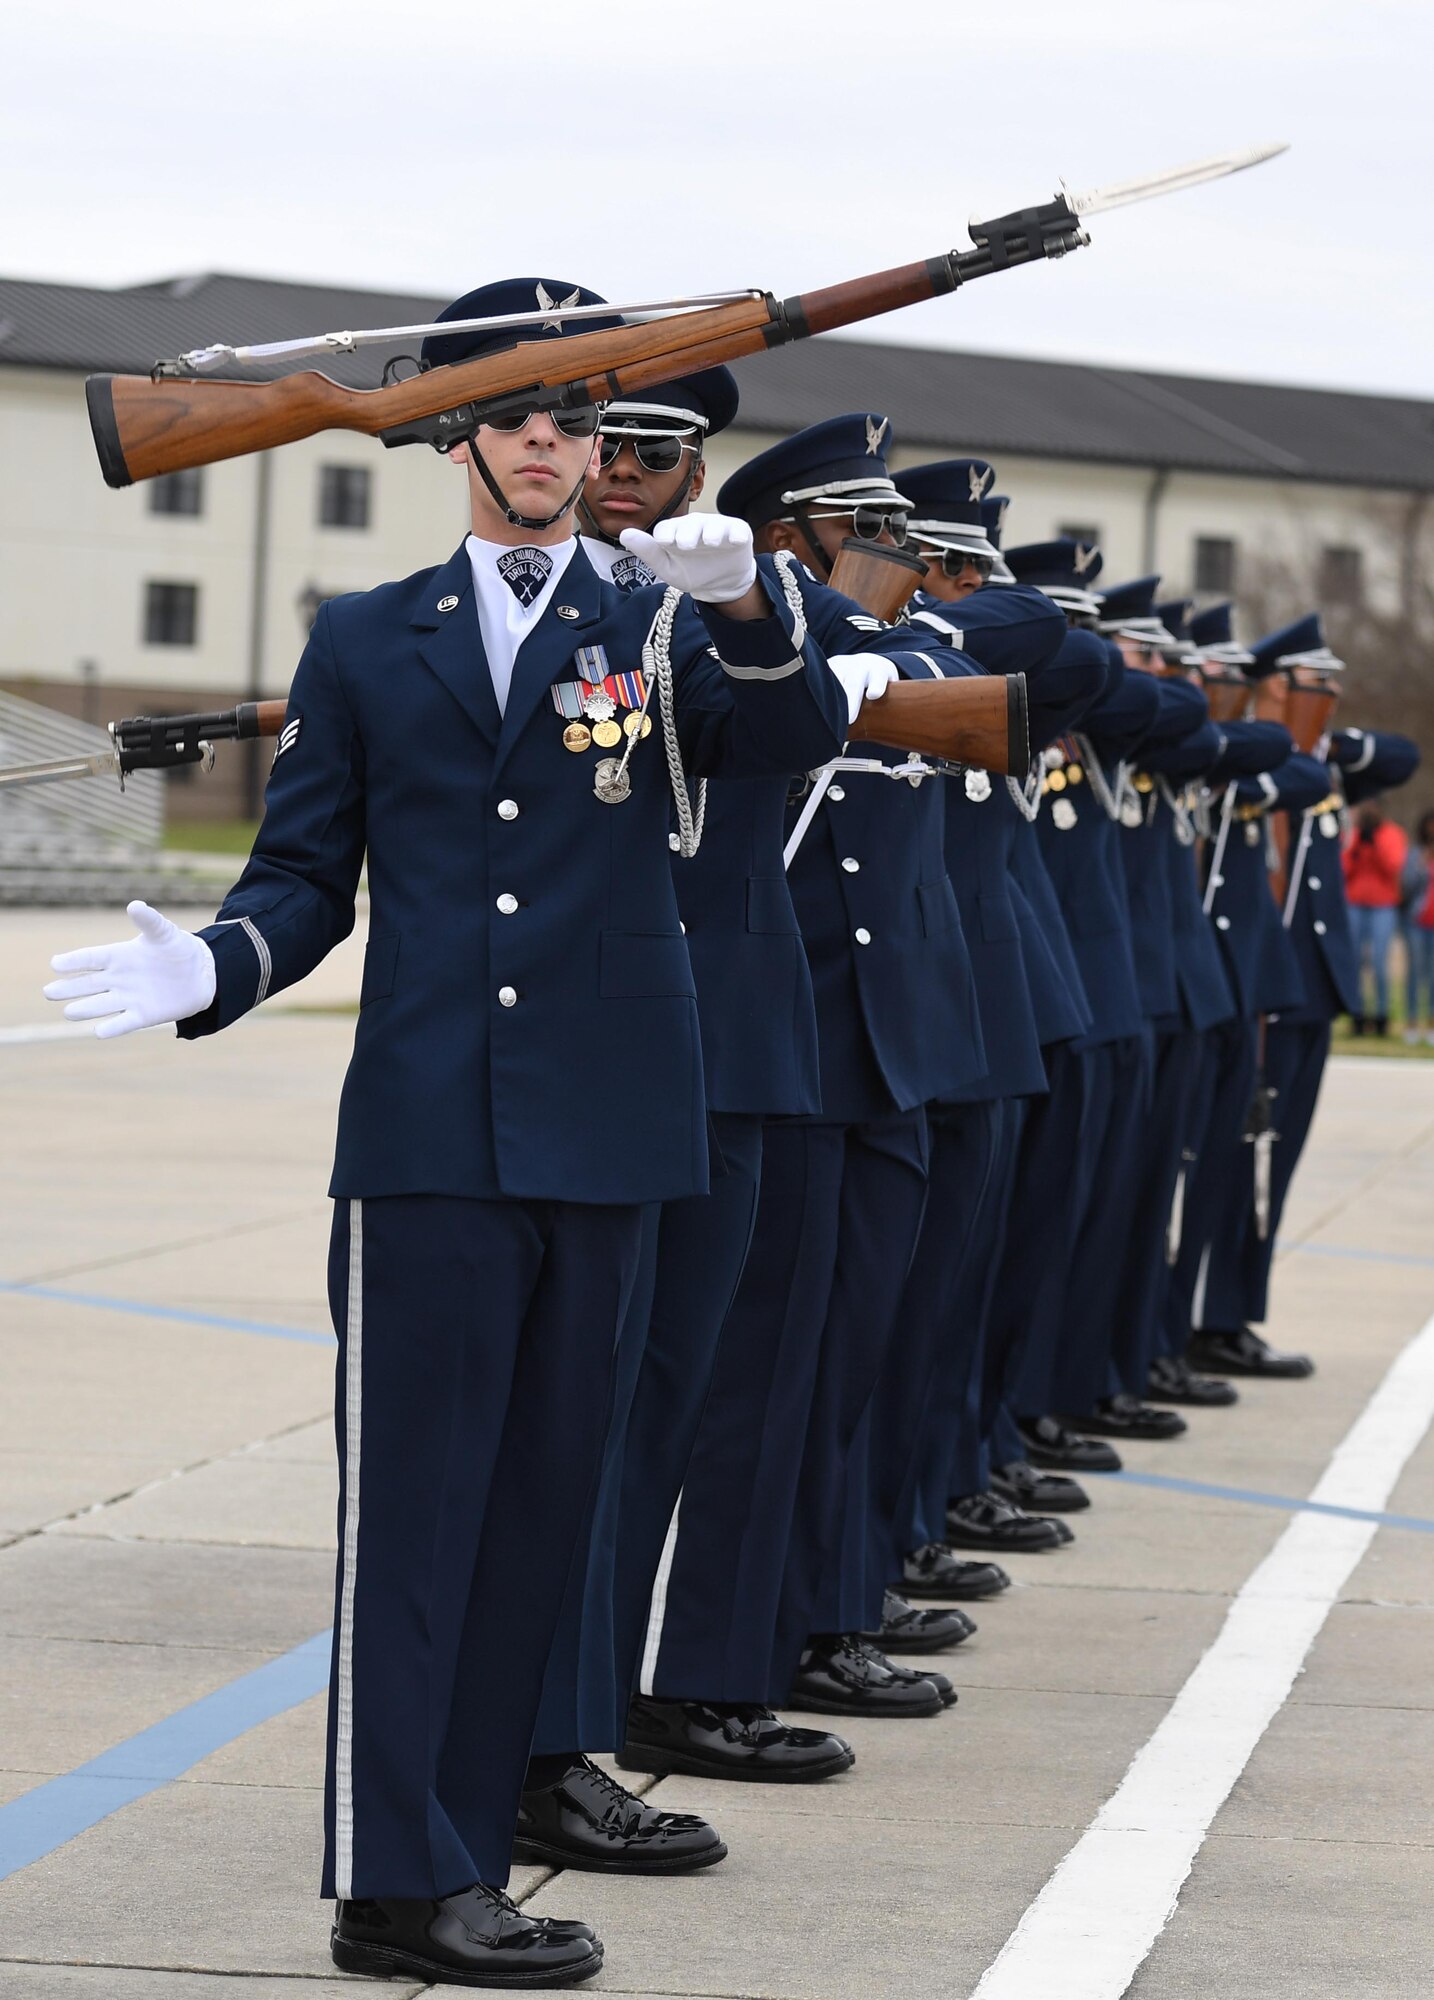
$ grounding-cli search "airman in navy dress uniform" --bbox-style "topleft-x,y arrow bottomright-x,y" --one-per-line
46,279 -> 851,1991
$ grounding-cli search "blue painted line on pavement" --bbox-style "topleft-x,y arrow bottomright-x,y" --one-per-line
0,1281 -> 332,1346
1112,1469 -> 1434,1533
1288,1242 -> 1434,1271
0,1630 -> 332,1881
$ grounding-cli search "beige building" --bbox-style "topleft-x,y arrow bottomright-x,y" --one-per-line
2,271 -> 1430,816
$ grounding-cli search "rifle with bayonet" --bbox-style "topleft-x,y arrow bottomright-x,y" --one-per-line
83,145 -> 1286,489
0,701 -> 289,793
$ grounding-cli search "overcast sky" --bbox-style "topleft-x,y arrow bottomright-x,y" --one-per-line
6,0 -> 1432,398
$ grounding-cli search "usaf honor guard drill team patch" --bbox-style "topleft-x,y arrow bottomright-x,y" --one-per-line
610,553 -> 658,594
496,546 -> 554,607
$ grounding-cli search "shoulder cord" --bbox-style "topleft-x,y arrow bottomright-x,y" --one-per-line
1073,733 -> 1127,821
1156,775 -> 1197,845
1007,748 -> 1053,824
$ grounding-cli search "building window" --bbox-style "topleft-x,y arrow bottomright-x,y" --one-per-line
1058,523 -> 1100,548
319,464 -> 371,529
1194,536 -> 1237,594
148,468 -> 204,517
143,581 -> 199,647
1319,544 -> 1363,606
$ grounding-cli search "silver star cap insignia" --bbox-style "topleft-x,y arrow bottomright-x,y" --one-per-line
535,281 -> 583,332
864,415 -> 889,457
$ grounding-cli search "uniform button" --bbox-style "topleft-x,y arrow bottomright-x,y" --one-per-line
496,893 -> 519,915
497,799 -> 519,821
1308,876 -> 1321,890
854,927 -> 872,945
669,832 -> 681,852
1210,873 -> 1224,888
680,922 -> 687,935
1314,919 -> 1328,935
498,985 -> 518,1006
1216,916 -> 1231,931
841,856 -> 860,873
827,785 -> 845,801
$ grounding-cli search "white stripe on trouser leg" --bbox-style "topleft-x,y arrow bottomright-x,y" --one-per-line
334,1199 -> 363,1900
1191,1239 -> 1212,1332
637,1492 -> 683,1697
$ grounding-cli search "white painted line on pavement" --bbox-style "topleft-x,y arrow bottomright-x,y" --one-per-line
970,1302 -> 1434,2000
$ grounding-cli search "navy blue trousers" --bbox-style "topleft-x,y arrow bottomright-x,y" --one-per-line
1224,1017 -> 1333,1326
951,1096 -> 1027,1502
321,1195 -> 641,1900
856,1100 -> 1001,1602
1165,1015 -> 1259,1352
1045,1033 -> 1153,1417
650,1111 -> 929,1705
1105,1026 -> 1209,1397
532,1115 -> 766,1754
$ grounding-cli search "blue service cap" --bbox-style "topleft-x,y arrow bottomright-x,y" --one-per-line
717,413 -> 908,528
899,460 -> 998,560
1005,537 -> 1105,618
981,495 -> 1010,549
1097,574 -> 1176,648
1156,598 -> 1195,643
419,278 -> 621,371
1248,612 -> 1343,678
1188,599 -> 1255,672
600,365 -> 739,442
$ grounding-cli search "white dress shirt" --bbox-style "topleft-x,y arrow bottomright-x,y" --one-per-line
464,532 -> 578,715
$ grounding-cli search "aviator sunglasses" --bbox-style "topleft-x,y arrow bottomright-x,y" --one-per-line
930,548 -> 995,581
597,429 -> 701,474
790,505 -> 911,546
480,402 -> 604,440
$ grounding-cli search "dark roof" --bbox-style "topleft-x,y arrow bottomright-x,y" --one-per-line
3,270 -> 1432,492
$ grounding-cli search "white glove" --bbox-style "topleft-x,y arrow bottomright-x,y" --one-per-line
44,900 -> 217,1040
827,653 -> 901,726
619,514 -> 758,604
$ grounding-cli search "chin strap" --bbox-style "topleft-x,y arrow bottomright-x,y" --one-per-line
789,506 -> 834,579
469,439 -> 589,532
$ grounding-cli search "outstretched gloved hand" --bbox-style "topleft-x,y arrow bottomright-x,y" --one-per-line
826,653 -> 901,726
619,514 -> 758,604
44,901 -> 217,1039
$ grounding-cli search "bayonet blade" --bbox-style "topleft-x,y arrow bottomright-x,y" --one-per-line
0,748 -> 121,790
1064,141 -> 1289,219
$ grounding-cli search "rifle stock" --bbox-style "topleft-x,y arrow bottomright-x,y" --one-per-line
849,674 -> 1030,778
827,538 -> 928,622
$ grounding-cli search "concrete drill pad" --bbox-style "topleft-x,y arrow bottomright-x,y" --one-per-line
0,1451 -> 166,1540
1127,1830 -> 1434,2000
0,1636 -> 285,1776
1291,1600 -> 1434,1709
48,1449 -> 338,1553
0,1972 -> 415,1999
1213,1698 -> 1434,1846
934,1581 -> 1231,1697
0,1538 -> 332,1651
181,1692 -> 326,1794
525,1809 -> 1075,2000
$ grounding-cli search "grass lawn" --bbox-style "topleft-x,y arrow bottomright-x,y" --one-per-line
164,819 -> 261,855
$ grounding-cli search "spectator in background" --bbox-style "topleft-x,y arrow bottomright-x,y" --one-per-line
1343,799 -> 1408,1035
1400,809 -> 1434,1045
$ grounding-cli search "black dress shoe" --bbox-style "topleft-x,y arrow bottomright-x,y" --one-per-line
991,1458 -> 1090,1513
1057,1394 -> 1188,1441
1188,1325 -> 1314,1379
865,1589 -> 975,1652
786,1633 -> 943,1717
856,1638 -> 958,1707
899,1544 -> 1011,1599
514,1754 -> 726,1874
331,1884 -> 602,1988
1016,1415 -> 1123,1474
616,1696 -> 854,1783
1147,1355 -> 1239,1407
945,1491 -> 1065,1552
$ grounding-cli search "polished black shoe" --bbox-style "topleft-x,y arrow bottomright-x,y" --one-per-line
616,1695 -> 854,1783
1188,1325 -> 1315,1379
514,1754 -> 726,1875
866,1589 -> 975,1652
899,1543 -> 1011,1599
991,1458 -> 1090,1513
1147,1355 -> 1239,1407
1057,1394 -> 1188,1441
856,1638 -> 957,1707
1016,1414 -> 1123,1474
945,1490 -> 1065,1552
786,1633 -> 944,1717
331,1884 -> 602,1988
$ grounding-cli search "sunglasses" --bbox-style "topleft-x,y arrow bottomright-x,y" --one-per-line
597,431 -> 699,474
790,505 -> 909,546
933,548 -> 994,581
480,402 -> 604,440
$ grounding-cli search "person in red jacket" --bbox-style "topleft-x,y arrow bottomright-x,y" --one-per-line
1343,800 -> 1409,1034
